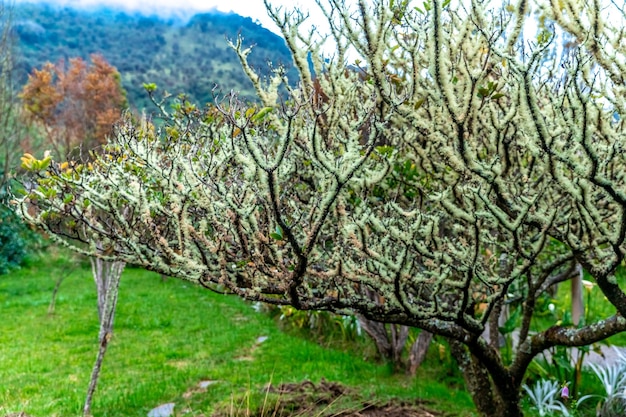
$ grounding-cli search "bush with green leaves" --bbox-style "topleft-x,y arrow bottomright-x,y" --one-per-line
0,204 -> 35,274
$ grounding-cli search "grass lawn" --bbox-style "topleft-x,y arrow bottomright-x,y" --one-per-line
0,249 -> 475,417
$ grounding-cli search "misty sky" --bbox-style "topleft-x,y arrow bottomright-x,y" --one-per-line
14,0 -> 327,34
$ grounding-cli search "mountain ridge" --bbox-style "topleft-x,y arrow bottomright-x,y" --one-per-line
12,2 -> 295,110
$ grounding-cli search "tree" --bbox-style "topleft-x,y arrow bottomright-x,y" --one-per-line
20,54 -> 127,160
19,53 -> 127,417
15,0 -> 626,415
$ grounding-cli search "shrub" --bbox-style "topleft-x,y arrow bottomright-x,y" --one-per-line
0,204 -> 36,274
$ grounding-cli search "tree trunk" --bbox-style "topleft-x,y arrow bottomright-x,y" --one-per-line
408,330 -> 432,375
83,327 -> 112,417
358,288 -> 410,371
571,263 -> 584,325
358,315 -> 409,370
389,323 -> 409,366
83,257 -> 124,417
90,255 -> 125,323
48,268 -> 75,315
449,340 -> 523,417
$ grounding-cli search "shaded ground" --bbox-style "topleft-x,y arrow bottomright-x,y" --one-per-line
214,379 -> 446,417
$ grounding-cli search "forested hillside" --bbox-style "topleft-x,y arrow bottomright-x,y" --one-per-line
12,3 -> 295,110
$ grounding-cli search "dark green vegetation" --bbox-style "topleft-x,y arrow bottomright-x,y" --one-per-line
0,205 -> 36,274
12,3 -> 295,110
0,249 -> 475,416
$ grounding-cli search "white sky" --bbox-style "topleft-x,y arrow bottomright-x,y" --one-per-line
14,0 -> 327,34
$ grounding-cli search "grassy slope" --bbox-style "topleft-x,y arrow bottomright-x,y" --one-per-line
0,250 -> 475,417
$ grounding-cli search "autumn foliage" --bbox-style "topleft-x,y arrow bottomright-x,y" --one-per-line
20,54 -> 126,160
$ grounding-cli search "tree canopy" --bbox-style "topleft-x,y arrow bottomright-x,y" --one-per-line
16,0 -> 626,415
20,54 -> 127,160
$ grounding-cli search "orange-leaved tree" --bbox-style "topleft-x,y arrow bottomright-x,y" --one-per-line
20,54 -> 127,160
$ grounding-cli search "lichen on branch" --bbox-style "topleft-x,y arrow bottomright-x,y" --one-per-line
14,1 -> 626,415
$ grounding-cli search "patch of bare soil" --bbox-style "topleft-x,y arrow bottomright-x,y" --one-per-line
246,379 -> 445,417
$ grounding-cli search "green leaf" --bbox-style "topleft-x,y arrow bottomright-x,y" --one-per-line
44,188 -> 57,199
252,107 -> 273,122
562,311 -> 573,326
477,87 -> 490,98
142,83 -> 157,92
499,306 -> 521,334
491,93 -> 505,100
536,30 -> 551,45
270,225 -> 284,241
38,157 -> 51,171
375,145 -> 395,157
554,355 -> 571,370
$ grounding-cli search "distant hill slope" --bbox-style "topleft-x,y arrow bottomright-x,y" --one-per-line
12,3 -> 295,110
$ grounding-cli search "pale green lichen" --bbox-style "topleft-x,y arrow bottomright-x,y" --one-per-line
13,0 -> 626,379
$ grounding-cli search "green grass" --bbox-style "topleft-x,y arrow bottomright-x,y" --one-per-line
0,249 -> 475,417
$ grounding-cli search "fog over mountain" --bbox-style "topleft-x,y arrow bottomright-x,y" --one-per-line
11,0 -> 325,34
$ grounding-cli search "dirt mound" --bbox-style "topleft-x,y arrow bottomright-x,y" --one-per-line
337,403 -> 442,417
257,379 -> 445,417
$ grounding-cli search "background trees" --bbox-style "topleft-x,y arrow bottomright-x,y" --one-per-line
20,54 -> 127,161
11,4 -> 296,110
0,1 -> 36,275
16,0 -> 626,416
0,0 -> 21,193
